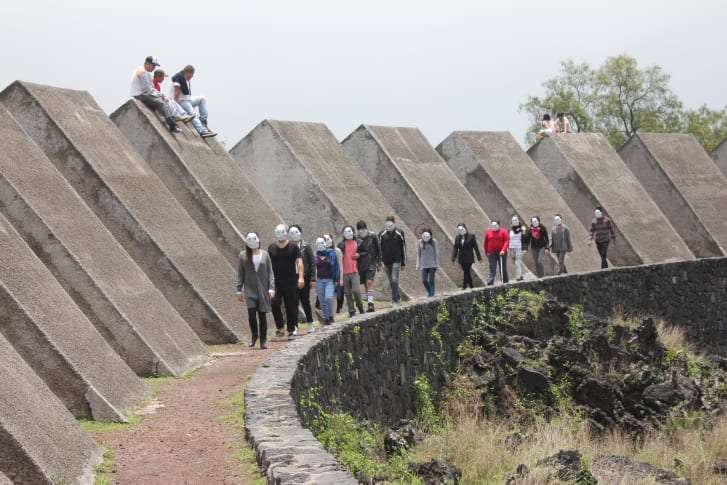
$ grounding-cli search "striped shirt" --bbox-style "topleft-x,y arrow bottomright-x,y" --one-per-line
589,217 -> 615,243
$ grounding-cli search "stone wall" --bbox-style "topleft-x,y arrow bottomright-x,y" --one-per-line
246,257 -> 727,483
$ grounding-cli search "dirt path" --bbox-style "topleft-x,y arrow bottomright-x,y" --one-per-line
90,340 -> 293,484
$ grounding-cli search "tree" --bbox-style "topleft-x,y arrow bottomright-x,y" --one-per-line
519,54 -> 727,151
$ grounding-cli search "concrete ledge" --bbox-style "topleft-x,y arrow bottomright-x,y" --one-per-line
246,257 -> 727,483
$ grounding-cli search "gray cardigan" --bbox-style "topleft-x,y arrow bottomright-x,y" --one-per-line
416,239 -> 440,270
236,250 -> 275,311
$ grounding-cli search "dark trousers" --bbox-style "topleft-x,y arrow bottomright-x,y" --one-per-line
247,308 -> 268,342
596,241 -> 609,269
297,277 -> 313,323
486,252 -> 508,284
271,284 -> 299,332
461,262 -> 474,289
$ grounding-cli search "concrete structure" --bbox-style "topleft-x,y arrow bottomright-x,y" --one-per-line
711,136 -> 727,177
527,134 -> 693,266
437,131 -> 603,274
0,106 -> 208,377
230,120 -> 458,299
619,133 -> 727,257
111,99 -> 284,267
0,81 -> 244,343
342,125 -> 490,286
0,332 -> 102,485
0,212 -> 148,421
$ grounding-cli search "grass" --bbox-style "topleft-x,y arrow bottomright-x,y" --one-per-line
217,385 -> 265,484
93,449 -> 115,485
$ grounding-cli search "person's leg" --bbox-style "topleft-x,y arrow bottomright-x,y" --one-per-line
461,262 -> 472,289
190,96 -> 208,123
298,278 -> 313,324
533,248 -> 544,277
384,264 -> 394,299
365,269 -> 376,312
270,289 -> 284,335
283,285 -> 299,335
421,267 -> 430,294
315,278 -> 328,320
247,307 -> 258,346
258,311 -> 268,348
486,253 -> 497,284
177,99 -> 207,133
513,250 -> 523,280
596,241 -> 609,269
352,275 -> 364,313
136,94 -> 178,131
390,262 -> 401,303
324,279 -> 335,322
425,268 -> 436,296
561,252 -> 568,274
344,273 -> 355,315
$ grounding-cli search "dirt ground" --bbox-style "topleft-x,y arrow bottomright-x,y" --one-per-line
90,338 -> 296,485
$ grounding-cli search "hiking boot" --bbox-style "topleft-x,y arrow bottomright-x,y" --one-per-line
260,341 -> 267,349
367,302 -> 375,313
200,130 -> 217,138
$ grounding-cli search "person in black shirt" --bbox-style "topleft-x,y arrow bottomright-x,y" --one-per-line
379,215 -> 406,306
289,224 -> 316,334
268,224 -> 304,340
451,223 -> 482,289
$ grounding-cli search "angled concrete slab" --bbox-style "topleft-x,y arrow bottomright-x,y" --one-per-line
0,332 -> 102,485
0,213 -> 148,420
111,99 -> 284,267
619,133 -> 726,257
527,134 -> 693,266
342,125 -> 490,286
0,81 -> 244,343
230,120 -> 458,299
711,136 -> 727,178
0,106 -> 208,377
437,131 -> 603,274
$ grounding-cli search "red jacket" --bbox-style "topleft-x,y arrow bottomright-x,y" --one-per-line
484,228 -> 509,254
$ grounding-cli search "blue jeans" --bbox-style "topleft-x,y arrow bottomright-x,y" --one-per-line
384,262 -> 401,303
315,278 -> 335,319
178,97 -> 208,133
421,267 -> 436,297
486,252 -> 508,284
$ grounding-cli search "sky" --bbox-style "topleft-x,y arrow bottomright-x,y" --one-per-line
2,0 -> 725,149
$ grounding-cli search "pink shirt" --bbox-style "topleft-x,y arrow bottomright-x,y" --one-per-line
342,240 -> 358,274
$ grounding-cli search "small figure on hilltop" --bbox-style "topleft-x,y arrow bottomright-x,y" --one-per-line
452,223 -> 482,289
550,214 -> 573,275
416,226 -> 440,297
170,65 -> 216,138
268,224 -> 304,340
129,56 -> 180,133
152,69 -> 195,125
236,232 -> 274,349
509,215 -> 528,282
537,113 -> 556,139
338,225 -> 366,317
484,220 -> 509,285
356,220 -> 383,312
289,225 -> 316,334
556,112 -> 572,133
379,216 -> 407,306
588,206 -> 615,269
314,236 -> 340,325
524,216 -> 549,278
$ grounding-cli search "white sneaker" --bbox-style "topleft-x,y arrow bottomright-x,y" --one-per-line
293,326 -> 298,336
308,323 -> 316,333
391,301 -> 399,308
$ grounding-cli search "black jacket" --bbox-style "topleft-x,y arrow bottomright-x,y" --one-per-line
357,231 -> 382,270
524,225 -> 549,250
298,241 -> 315,281
171,71 -> 192,96
452,233 -> 482,265
379,229 -> 407,266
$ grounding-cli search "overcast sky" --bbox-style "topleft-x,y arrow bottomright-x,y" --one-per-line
2,0 -> 725,148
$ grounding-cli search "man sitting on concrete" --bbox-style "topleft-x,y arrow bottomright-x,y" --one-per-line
170,65 -> 216,138
152,69 -> 195,124
130,56 -> 180,133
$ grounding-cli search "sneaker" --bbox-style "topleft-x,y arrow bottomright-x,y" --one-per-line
171,125 -> 182,133
516,277 -> 524,282
349,311 -> 356,318
367,303 -> 375,313
273,330 -> 285,340
293,326 -> 298,336
287,332 -> 295,340
358,305 -> 365,315
248,337 -> 257,347
260,342 -> 267,349
308,323 -> 316,333
200,130 -> 217,138
391,301 -> 399,308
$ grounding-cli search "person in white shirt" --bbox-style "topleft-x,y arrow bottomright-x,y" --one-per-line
170,65 -> 216,138
129,56 -> 180,133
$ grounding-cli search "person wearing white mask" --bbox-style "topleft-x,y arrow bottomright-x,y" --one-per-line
289,224 -> 316,333
268,224 -> 304,340
588,206 -> 615,269
550,214 -> 573,275
508,215 -> 528,282
379,216 -> 406,306
483,220 -> 509,285
314,237 -> 340,325
525,216 -> 549,278
416,226 -> 440,297
323,232 -> 345,313
451,223 -> 482,289
337,225 -> 366,317
355,220 -> 382,312
236,232 -> 275,349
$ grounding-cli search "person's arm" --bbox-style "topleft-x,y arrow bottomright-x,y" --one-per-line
296,257 -> 304,289
483,232 -> 488,255
416,242 -> 421,271
565,227 -> 573,252
472,235 -> 482,261
500,230 -> 509,255
374,234 -> 383,267
236,253 -> 245,301
588,220 -> 596,246
433,239 -> 440,268
451,236 -> 459,262
266,254 -> 275,298
140,71 -> 160,97
306,245 -> 316,282
522,229 -> 530,252
543,229 -> 550,252
400,232 -> 407,268
608,219 -> 616,243
173,84 -> 181,102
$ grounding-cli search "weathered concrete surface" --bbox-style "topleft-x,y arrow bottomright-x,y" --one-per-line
0,107 -> 208,377
711,135 -> 727,178
0,332 -> 102,485
619,133 -> 727,257
437,131 -> 603,274
342,125 -> 489,286
230,120 -> 458,298
0,213 -> 148,420
0,81 -> 245,343
111,100 -> 284,267
527,134 -> 693,266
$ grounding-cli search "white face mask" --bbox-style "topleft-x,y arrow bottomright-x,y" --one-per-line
491,222 -> 500,231
531,219 -> 540,228
554,216 -> 562,225
457,226 -> 467,236
511,217 -> 519,226
343,227 -> 354,240
385,221 -> 395,232
358,228 -> 368,238
323,234 -> 333,248
315,237 -> 327,252
594,209 -> 603,218
245,233 -> 260,249
274,224 -> 287,241
288,227 -> 301,242
421,231 -> 431,242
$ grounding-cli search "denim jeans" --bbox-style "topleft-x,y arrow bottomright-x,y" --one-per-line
384,262 -> 401,303
315,278 -> 335,320
486,252 -> 508,284
178,97 -> 208,133
596,241 -> 609,269
421,267 -> 436,297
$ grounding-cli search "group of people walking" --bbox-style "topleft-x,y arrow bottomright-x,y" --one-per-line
235,208 -> 615,348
